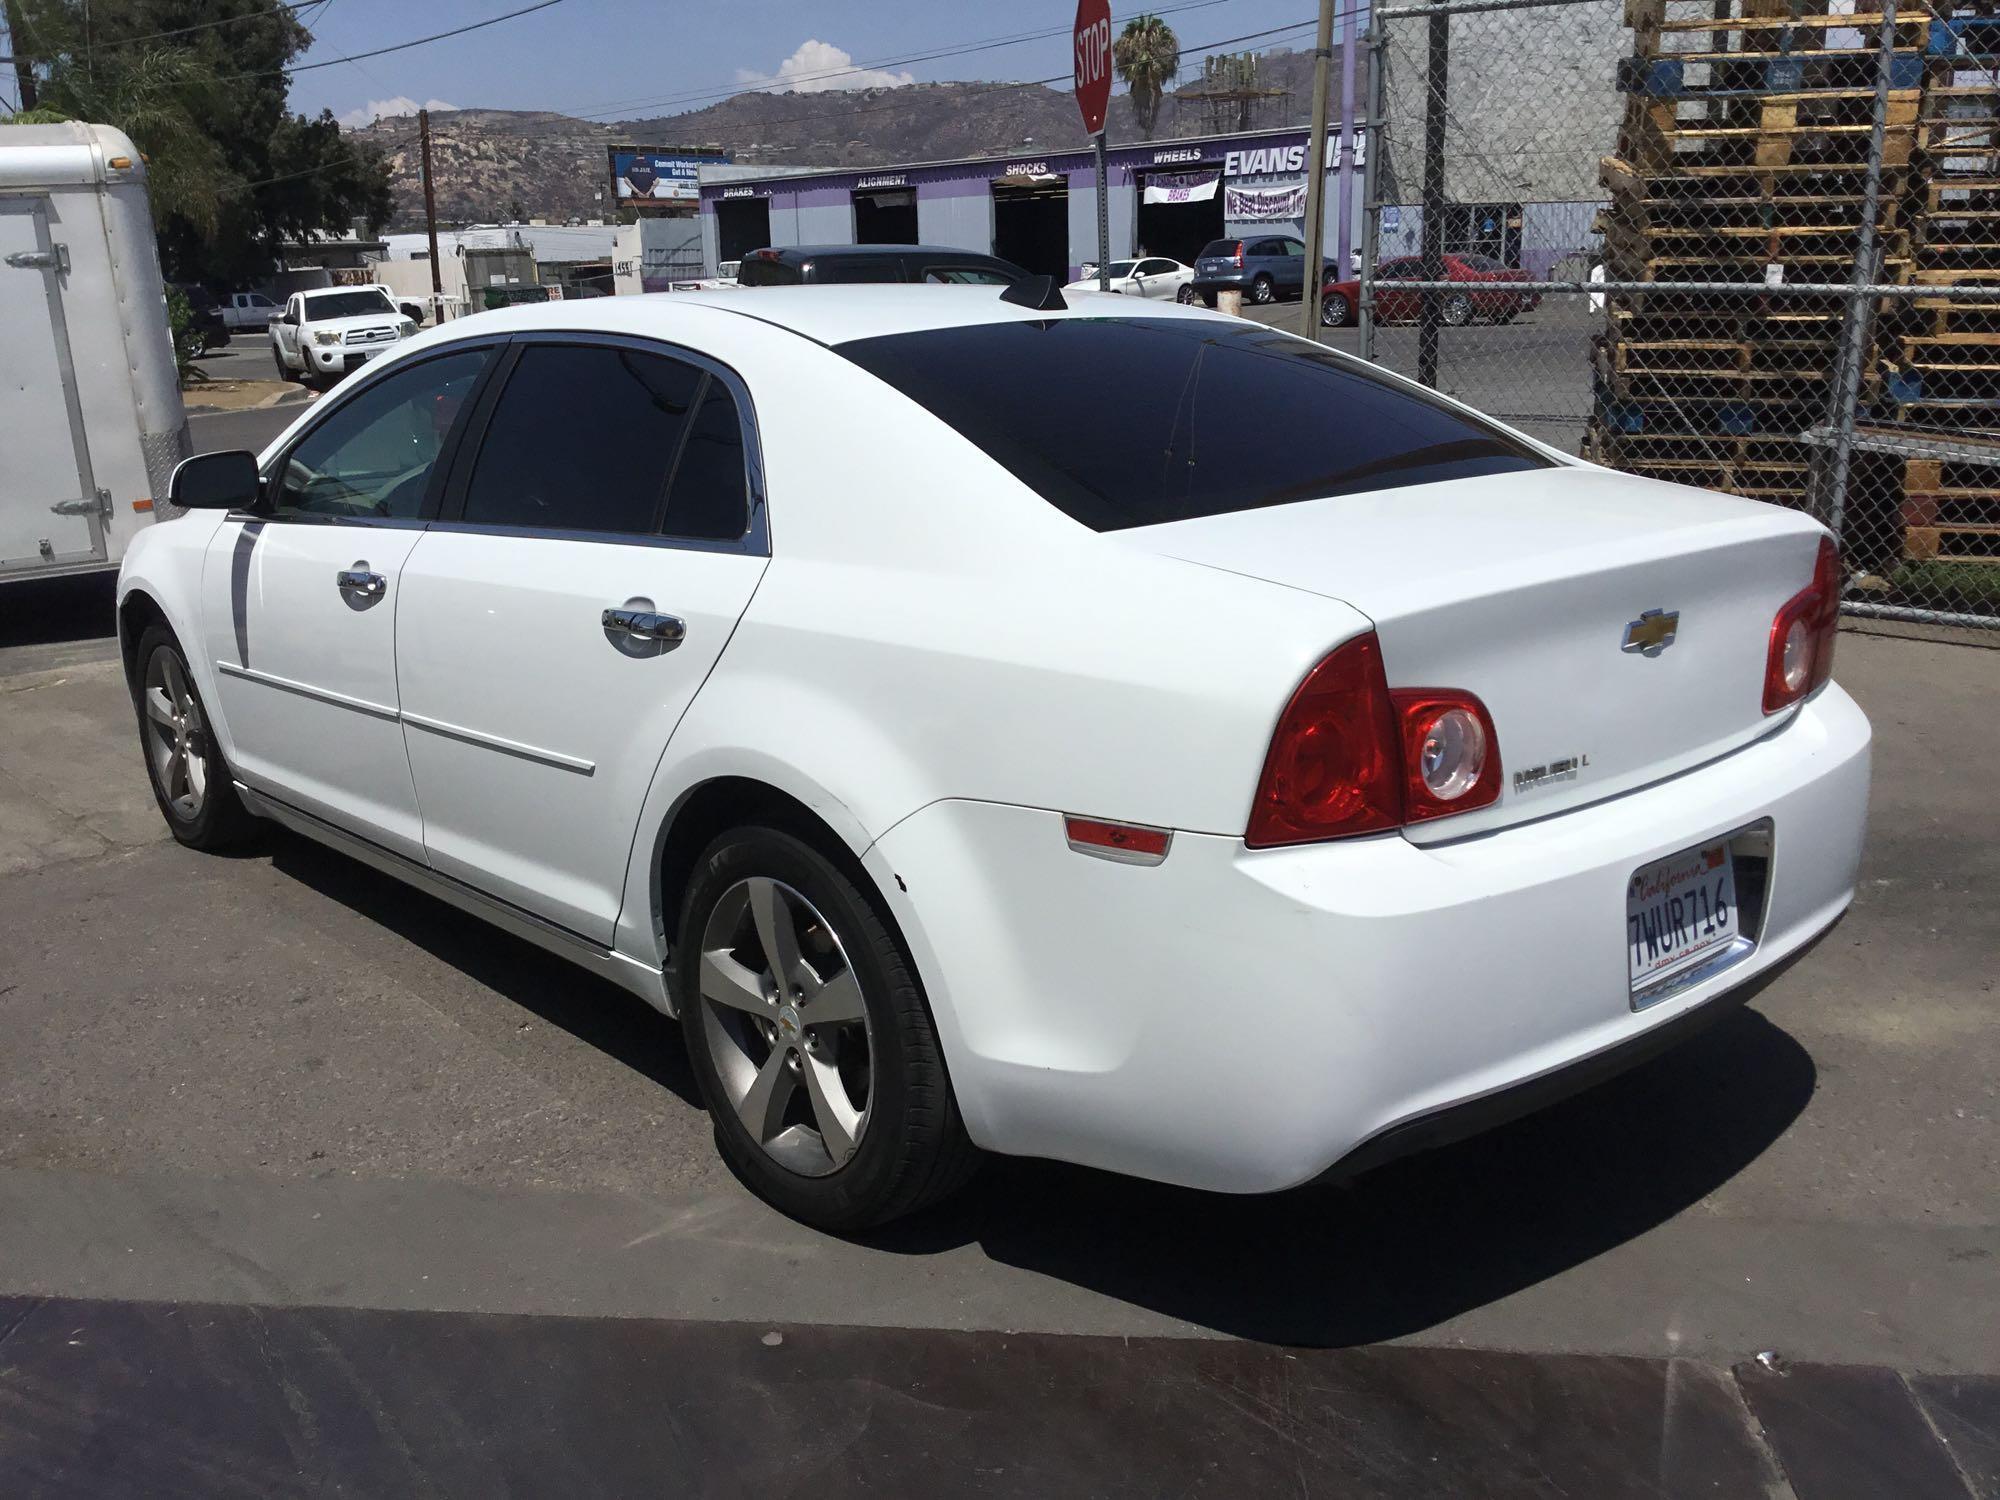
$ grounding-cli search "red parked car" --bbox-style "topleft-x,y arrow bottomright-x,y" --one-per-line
1320,254 -> 1540,328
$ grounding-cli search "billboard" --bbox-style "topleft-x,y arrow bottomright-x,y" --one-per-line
609,148 -> 730,203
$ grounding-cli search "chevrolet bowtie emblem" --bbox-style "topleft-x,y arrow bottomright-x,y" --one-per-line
1622,609 -> 1680,656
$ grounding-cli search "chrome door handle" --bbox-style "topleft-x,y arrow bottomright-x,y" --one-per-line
602,607 -> 685,647
337,567 -> 385,597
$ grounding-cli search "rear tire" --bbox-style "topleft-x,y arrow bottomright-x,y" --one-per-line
1321,295 -> 1351,327
131,624 -> 259,851
1176,284 -> 1198,304
678,825 -> 978,1232
1251,274 -> 1275,305
1442,292 -> 1473,327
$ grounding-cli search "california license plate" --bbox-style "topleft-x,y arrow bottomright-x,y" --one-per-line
1627,840 -> 1739,990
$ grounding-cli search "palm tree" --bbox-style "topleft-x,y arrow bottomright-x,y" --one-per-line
1114,14 -> 1180,140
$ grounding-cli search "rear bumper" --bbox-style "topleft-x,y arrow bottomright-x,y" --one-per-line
871,683 -> 1871,1193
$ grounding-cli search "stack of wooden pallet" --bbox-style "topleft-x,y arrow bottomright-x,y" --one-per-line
1583,0 -> 1937,509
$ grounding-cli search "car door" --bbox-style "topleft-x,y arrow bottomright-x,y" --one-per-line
1274,236 -> 1309,293
1376,259 -> 1420,323
1136,257 -> 1178,298
395,335 -> 770,946
197,346 -> 494,861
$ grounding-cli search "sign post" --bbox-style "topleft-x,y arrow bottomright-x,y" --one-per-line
1073,0 -> 1113,290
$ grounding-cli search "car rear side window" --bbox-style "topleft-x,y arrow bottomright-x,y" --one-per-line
460,344 -> 717,538
835,318 -> 1551,532
810,258 -> 903,284
736,257 -> 795,286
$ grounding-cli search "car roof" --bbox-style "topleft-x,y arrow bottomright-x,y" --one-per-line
761,244 -> 1014,262
422,283 -> 1233,350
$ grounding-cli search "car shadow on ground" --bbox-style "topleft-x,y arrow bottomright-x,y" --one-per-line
865,1004 -> 1816,1348
265,830 -> 704,1111
259,824 -> 1814,1349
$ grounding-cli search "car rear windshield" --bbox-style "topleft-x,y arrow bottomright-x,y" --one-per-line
1197,240 -> 1239,260
834,317 -> 1552,532
305,290 -> 395,320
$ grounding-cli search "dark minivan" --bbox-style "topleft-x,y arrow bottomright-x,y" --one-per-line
736,244 -> 1030,287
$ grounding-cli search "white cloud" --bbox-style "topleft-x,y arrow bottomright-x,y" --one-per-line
734,40 -> 914,95
340,96 -> 461,129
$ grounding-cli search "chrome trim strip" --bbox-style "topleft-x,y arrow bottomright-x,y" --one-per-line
400,710 -> 596,775
214,659 -> 399,721
233,781 -> 666,1008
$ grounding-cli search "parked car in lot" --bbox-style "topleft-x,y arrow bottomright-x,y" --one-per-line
1065,256 -> 1196,300
736,244 -> 1029,286
269,285 -> 416,385
222,290 -> 282,331
123,287 -> 1870,1231
1192,235 -> 1336,306
1321,254 -> 1542,328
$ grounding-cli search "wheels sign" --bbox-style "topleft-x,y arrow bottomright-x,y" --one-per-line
1073,0 -> 1112,136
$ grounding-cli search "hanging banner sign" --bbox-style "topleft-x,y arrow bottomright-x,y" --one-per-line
1224,180 -> 1307,221
1143,170 -> 1220,204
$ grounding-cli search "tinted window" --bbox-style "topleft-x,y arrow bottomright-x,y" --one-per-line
303,290 -> 397,320
837,319 -> 1549,532
810,258 -> 902,284
1198,240 -> 1239,259
923,264 -> 1015,284
661,381 -> 750,541
736,257 -> 796,286
1138,258 -> 1176,275
270,349 -> 487,520
1276,238 -> 1307,257
461,345 -> 702,535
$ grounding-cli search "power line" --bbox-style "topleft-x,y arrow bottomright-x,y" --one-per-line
542,0 -> 1237,125
83,0 -> 325,53
444,16 -> 1329,143
219,0 -> 568,82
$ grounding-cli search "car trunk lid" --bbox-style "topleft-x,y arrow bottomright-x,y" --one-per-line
1119,465 -> 1827,839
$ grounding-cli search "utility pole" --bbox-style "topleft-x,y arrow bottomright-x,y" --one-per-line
419,107 -> 443,315
3,0 -> 39,112
1299,0 -> 1336,337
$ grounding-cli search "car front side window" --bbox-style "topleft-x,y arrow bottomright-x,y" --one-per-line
268,350 -> 488,521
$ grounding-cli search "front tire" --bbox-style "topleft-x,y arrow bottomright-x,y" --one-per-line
132,625 -> 258,851
678,825 -> 977,1232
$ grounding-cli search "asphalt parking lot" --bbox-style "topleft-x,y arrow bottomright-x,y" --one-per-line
0,559 -> 1995,1492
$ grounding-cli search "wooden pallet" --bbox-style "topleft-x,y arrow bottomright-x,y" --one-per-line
1904,520 -> 2000,560
1603,334 -> 1848,377
1600,151 -> 1919,201
1621,94 -> 1921,171
1620,49 -> 1932,98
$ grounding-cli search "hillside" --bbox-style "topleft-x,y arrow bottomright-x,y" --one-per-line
350,51 -> 1323,230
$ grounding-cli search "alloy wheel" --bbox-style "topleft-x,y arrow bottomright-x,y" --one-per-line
1442,293 -> 1473,327
1252,275 -> 1275,304
143,648 -> 207,820
697,876 -> 873,1177
1176,285 -> 1197,304
1321,296 -> 1350,327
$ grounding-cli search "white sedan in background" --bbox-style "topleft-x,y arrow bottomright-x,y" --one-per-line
1066,255 -> 1197,300
123,285 -> 1868,1232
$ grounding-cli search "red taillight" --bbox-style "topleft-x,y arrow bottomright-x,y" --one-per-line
1231,242 -> 1244,265
1245,634 -> 1500,847
1763,536 -> 1841,714
1246,634 -> 1402,847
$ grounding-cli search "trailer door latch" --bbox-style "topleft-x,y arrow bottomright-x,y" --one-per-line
5,244 -> 70,274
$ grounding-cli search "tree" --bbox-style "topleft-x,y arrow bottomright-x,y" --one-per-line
1113,13 -> 1180,140
4,1 -> 392,285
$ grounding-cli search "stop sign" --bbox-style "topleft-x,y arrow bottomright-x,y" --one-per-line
1073,0 -> 1112,136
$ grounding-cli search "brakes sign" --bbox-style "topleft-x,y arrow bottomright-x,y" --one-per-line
1073,0 -> 1112,136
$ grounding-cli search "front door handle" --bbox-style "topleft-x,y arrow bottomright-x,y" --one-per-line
602,607 -> 685,648
337,567 -> 385,598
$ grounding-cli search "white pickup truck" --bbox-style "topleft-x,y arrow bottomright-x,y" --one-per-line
221,290 -> 281,330
1,121 -> 187,583
269,285 -> 417,385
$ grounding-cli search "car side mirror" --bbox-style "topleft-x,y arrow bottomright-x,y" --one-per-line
169,450 -> 261,511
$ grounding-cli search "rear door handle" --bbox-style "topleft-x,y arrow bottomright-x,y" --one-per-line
337,567 -> 385,598
602,607 -> 685,648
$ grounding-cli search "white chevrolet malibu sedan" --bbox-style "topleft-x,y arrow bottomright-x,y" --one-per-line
120,285 -> 1870,1230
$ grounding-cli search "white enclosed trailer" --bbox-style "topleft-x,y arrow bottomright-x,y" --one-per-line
1,121 -> 188,583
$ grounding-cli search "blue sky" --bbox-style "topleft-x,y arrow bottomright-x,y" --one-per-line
285,0 -> 1330,128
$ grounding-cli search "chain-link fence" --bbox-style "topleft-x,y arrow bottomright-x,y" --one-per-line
1353,0 -> 2000,643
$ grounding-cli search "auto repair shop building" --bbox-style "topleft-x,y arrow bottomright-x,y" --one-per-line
696,124 -> 1369,284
